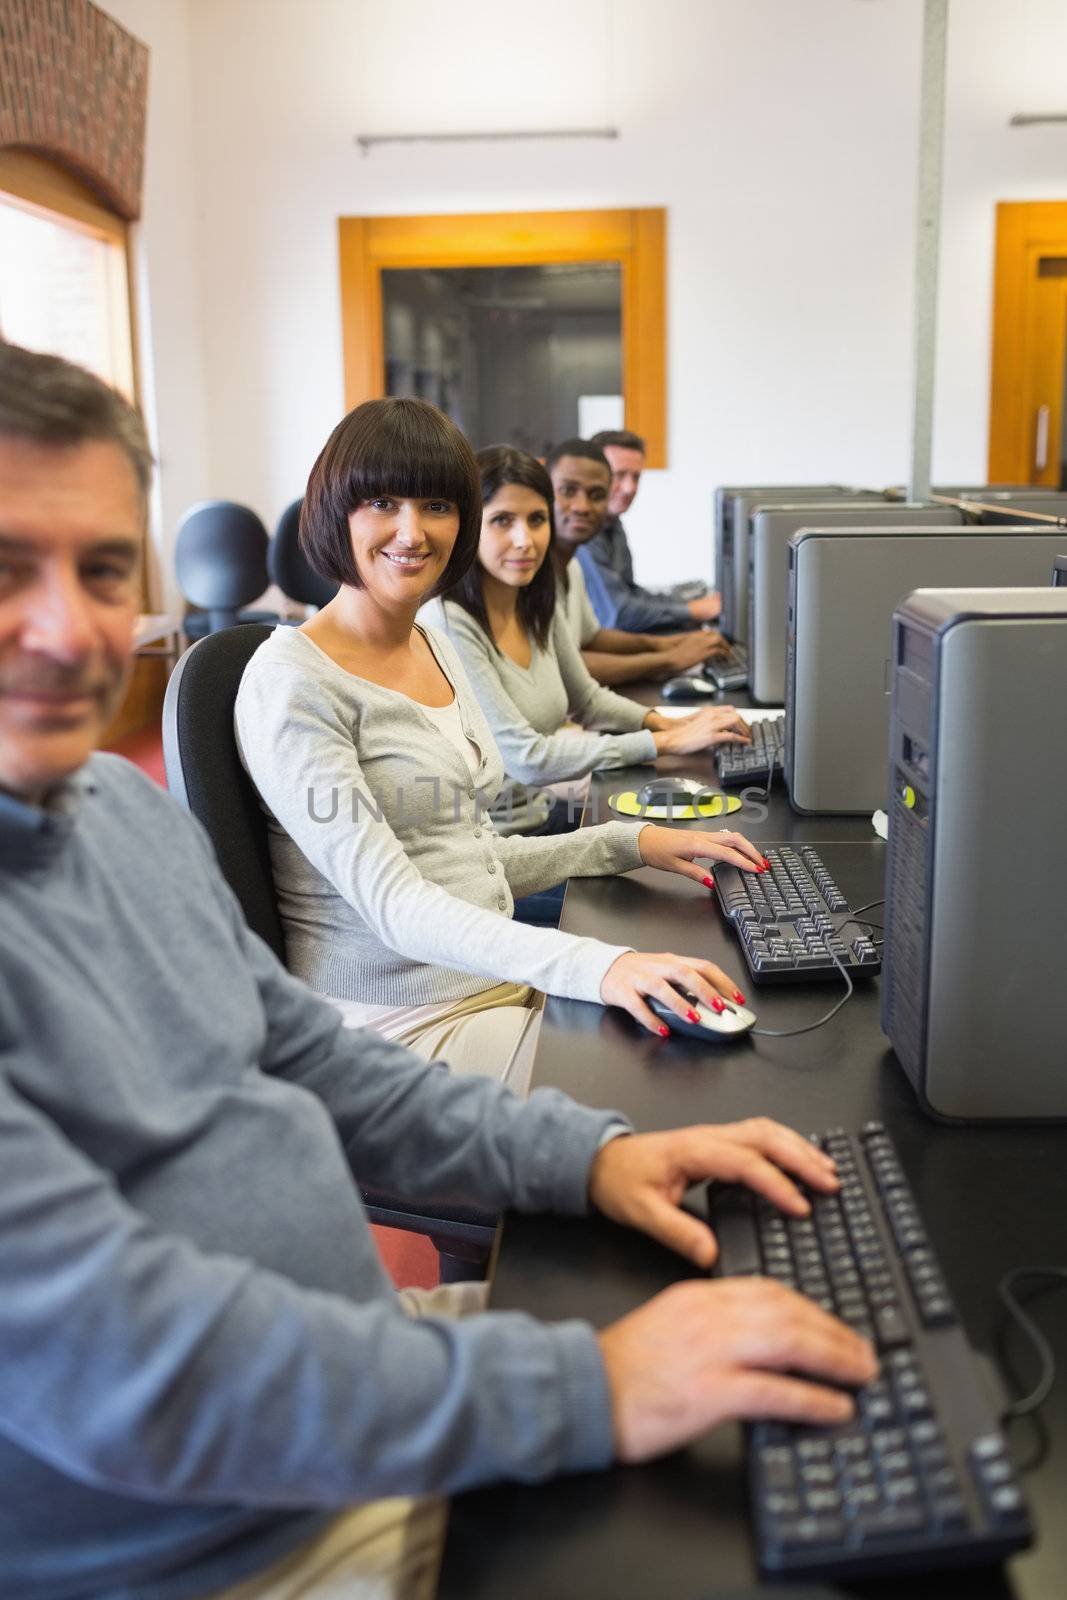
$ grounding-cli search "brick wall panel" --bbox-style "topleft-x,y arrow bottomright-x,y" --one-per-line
0,0 -> 147,220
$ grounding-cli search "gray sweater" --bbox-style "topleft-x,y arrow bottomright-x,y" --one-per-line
0,755 -> 625,1600
559,559 -> 600,647
234,625 -> 645,1006
421,597 -> 656,832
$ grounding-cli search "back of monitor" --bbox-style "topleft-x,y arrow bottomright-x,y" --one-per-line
748,503 -> 962,704
787,526 -> 1067,813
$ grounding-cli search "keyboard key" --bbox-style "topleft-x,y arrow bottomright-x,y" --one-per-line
772,1515 -> 847,1552
852,1505 -> 927,1543
874,1304 -> 911,1349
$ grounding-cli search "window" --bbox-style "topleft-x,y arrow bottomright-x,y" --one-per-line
381,262 -> 622,456
339,209 -> 667,465
0,150 -> 135,400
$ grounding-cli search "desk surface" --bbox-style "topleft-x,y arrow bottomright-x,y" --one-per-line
439,701 -> 1067,1600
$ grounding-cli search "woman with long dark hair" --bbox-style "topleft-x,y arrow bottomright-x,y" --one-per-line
236,399 -> 766,1094
428,444 -> 751,838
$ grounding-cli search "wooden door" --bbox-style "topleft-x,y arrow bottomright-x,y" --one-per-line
988,201 -> 1067,486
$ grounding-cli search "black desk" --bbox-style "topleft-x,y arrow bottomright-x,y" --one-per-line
440,807 -> 1067,1598
584,682 -> 876,846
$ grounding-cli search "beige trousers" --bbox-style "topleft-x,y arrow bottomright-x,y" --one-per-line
205,1284 -> 488,1600
333,981 -> 545,1099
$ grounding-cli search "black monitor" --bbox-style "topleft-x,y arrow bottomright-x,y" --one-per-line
1053,555 -> 1067,586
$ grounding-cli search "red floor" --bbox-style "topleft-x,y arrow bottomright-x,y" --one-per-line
105,720 -> 440,1290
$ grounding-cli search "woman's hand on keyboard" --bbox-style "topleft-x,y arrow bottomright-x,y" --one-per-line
650,705 -> 751,754
638,823 -> 767,880
600,951 -> 748,1034
597,1277 -> 878,1463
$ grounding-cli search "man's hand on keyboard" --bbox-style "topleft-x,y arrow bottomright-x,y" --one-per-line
638,823 -> 767,880
597,1277 -> 878,1463
588,1117 -> 838,1268
649,632 -> 730,677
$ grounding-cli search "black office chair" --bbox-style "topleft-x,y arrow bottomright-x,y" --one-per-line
175,500 -> 278,638
269,498 -> 339,610
162,625 -> 495,1278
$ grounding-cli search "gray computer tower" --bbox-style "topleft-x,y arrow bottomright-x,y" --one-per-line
714,486 -> 855,644
881,588 -> 1067,1122
785,525 -> 1067,813
748,503 -> 963,704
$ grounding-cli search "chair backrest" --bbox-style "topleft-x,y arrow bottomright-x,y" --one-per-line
175,500 -> 270,614
162,623 -> 495,1263
162,625 -> 285,959
269,498 -> 339,609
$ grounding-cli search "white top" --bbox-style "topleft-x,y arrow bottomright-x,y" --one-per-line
234,624 -> 643,1007
417,696 -> 481,779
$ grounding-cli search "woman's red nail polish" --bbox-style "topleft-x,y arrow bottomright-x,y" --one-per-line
762,857 -> 771,868
702,875 -> 714,888
711,997 -> 726,1013
687,1009 -> 700,1023
733,990 -> 746,1004
658,1024 -> 670,1038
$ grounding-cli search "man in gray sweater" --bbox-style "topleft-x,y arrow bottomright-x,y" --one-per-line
0,346 -> 874,1599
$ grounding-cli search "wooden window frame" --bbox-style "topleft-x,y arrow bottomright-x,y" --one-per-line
338,208 -> 668,467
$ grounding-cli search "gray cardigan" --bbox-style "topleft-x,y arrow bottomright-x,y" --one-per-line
234,625 -> 645,1007
421,597 -> 656,830
0,755 -> 623,1598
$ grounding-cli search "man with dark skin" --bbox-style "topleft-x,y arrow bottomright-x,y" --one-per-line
547,438 -> 726,687
587,427 -> 722,628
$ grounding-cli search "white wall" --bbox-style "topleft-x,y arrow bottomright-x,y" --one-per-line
107,0 -> 1067,591
99,0 -> 208,611
936,0 -> 1067,480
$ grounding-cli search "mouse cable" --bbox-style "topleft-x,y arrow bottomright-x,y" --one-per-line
997,1266 -> 1067,1421
750,944 -> 855,1039
843,897 -> 885,923
740,740 -> 859,1038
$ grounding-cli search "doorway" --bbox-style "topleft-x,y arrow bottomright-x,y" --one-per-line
988,201 -> 1067,487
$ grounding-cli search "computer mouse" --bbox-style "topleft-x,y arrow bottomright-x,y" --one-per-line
648,987 -> 757,1042
661,675 -> 720,702
635,775 -> 714,809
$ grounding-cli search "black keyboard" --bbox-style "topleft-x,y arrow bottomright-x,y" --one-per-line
714,845 -> 880,982
703,642 -> 749,691
716,713 -> 784,783
711,1123 -> 1032,1580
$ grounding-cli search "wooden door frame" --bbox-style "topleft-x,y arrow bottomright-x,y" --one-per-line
988,200 -> 1067,483
338,208 -> 668,467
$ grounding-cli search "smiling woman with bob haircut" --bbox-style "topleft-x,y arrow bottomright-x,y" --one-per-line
235,398 -> 766,1095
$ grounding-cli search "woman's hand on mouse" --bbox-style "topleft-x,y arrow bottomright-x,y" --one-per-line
600,951 -> 749,1036
646,705 -> 752,755
638,825 -> 768,882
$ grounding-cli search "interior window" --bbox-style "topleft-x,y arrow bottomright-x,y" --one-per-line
0,190 -> 134,400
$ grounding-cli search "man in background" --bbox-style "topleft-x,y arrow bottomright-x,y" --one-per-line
547,437 -> 725,686
586,427 -> 722,631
